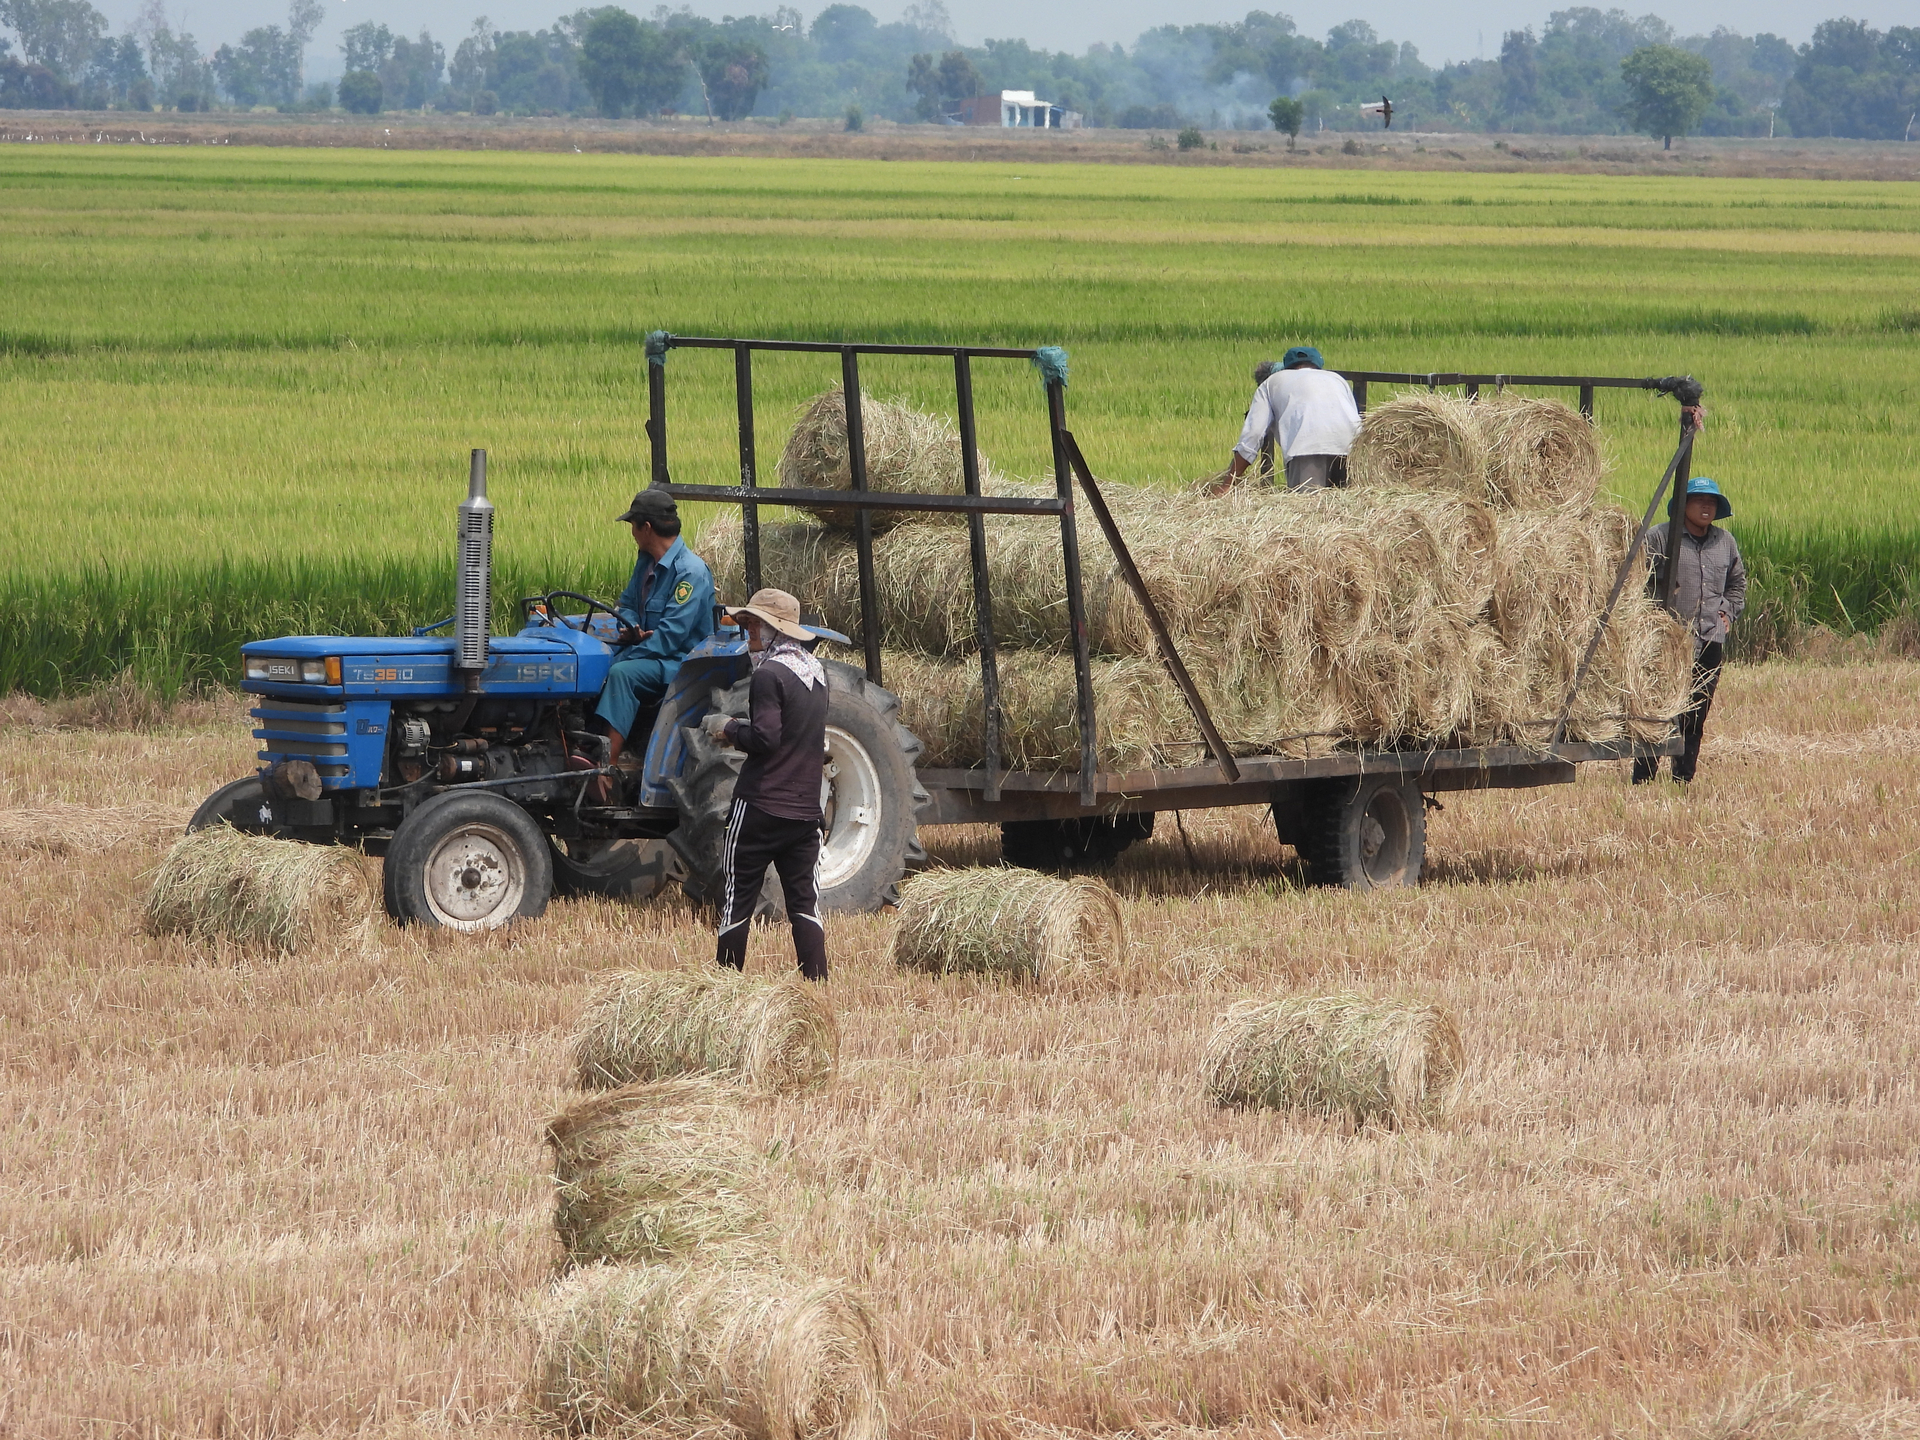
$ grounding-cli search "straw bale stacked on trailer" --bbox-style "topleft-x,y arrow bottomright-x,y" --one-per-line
701,390 -> 1688,768
780,388 -> 970,534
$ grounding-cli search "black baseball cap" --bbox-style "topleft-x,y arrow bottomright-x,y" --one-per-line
616,488 -> 679,527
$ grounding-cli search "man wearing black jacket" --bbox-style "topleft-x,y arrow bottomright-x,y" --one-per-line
699,588 -> 831,980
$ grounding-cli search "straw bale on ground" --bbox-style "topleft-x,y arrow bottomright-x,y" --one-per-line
1203,993 -> 1466,1127
0,802 -> 186,855
891,868 -> 1127,980
1479,393 -> 1605,509
143,826 -> 376,952
532,1262 -> 886,1440
779,388 -> 967,534
545,1079 -> 771,1268
572,969 -> 838,1094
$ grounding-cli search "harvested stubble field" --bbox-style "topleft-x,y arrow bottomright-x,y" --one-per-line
0,148 -> 1917,695
3,660 -> 1918,1436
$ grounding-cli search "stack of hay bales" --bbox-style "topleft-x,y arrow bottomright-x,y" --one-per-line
703,389 -> 1691,770
143,825 -> 377,952
532,972 -> 885,1439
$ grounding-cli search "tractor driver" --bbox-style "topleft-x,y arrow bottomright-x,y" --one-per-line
594,488 -> 715,778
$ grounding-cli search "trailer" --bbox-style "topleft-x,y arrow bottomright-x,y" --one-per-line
652,335 -> 1705,889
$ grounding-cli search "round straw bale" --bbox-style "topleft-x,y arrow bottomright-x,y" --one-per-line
143,826 -> 376,952
572,969 -> 838,1094
1203,992 -> 1465,1127
891,867 -> 1127,980
779,388 -> 966,534
532,1262 -> 886,1440
1479,394 -> 1605,510
1347,394 -> 1490,500
545,1078 -> 771,1268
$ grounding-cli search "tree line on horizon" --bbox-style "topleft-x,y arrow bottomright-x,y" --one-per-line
1,0 -> 1915,142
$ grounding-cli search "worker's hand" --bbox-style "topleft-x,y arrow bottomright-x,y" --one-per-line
699,711 -> 734,747
616,625 -> 652,647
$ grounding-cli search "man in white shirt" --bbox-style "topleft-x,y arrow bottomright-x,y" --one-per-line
1225,345 -> 1362,491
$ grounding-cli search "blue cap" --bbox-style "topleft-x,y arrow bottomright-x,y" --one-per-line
1282,345 -> 1324,370
1684,476 -> 1732,520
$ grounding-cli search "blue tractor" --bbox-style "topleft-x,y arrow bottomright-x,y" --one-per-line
189,452 -> 928,931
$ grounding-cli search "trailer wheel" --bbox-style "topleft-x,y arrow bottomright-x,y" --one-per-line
1297,775 -> 1425,890
1001,813 -> 1154,871
384,789 -> 552,930
668,662 -> 927,917
550,837 -> 679,902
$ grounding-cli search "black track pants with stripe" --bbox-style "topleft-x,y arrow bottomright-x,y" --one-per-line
714,799 -> 828,981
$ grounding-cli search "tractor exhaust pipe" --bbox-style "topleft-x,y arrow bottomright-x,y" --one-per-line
455,449 -> 493,691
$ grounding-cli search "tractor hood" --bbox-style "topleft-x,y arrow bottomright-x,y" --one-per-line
241,626 -> 613,699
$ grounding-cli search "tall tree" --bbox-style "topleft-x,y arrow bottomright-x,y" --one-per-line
1267,92 -> 1302,147
1620,43 -> 1713,147
0,0 -> 107,79
340,21 -> 393,75
698,34 -> 768,120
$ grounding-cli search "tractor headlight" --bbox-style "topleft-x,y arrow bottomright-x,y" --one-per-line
245,656 -> 272,681
300,660 -> 328,683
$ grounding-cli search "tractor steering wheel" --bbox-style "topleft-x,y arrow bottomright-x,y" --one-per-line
540,590 -> 625,635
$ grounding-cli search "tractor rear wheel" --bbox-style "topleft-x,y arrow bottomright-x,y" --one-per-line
384,789 -> 553,930
550,837 -> 679,902
1000,813 -> 1154,871
668,661 -> 927,917
1295,775 -> 1425,890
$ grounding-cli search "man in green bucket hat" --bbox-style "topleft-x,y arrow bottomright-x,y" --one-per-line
1635,476 -> 1745,784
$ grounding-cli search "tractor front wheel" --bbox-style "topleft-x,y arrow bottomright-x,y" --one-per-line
384,789 -> 553,930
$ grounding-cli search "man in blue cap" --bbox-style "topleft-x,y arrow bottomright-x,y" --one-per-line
1225,345 -> 1361,490
1635,477 -> 1745,784
593,488 -> 715,790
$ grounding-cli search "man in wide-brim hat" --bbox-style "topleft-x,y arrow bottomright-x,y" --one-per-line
698,587 -> 832,980
1636,476 -> 1746,785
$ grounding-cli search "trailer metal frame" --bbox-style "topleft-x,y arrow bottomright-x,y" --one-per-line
646,334 -> 1695,841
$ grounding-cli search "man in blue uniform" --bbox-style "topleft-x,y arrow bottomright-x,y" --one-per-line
595,489 -> 715,776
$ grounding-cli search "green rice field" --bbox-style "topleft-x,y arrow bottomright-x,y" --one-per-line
1,147 -> 1915,694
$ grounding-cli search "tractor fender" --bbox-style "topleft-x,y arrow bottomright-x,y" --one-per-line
637,637 -> 750,807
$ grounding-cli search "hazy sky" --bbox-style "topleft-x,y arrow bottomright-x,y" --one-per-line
92,0 -> 1901,76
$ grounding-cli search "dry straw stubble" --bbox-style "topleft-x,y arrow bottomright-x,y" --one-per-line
891,867 -> 1128,981
142,824 -> 377,952
544,1078 -> 771,1268
572,969 -> 839,1094
532,1262 -> 887,1440
1203,992 -> 1467,1128
0,801 -> 185,856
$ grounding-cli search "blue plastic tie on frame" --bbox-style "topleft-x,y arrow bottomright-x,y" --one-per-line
645,331 -> 670,367
1030,345 -> 1069,389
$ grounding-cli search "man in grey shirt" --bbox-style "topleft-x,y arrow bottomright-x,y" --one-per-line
1635,477 -> 1746,784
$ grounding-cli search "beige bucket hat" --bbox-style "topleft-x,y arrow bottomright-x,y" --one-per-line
725,587 -> 814,642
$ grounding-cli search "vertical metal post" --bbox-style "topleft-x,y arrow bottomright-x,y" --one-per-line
842,349 -> 883,686
1047,378 -> 1098,807
955,352 -> 1003,801
1662,405 -> 1694,614
647,350 -> 669,488
1353,377 -> 1369,413
735,345 -> 762,596
1579,384 -> 1595,420
1465,381 -> 1480,400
